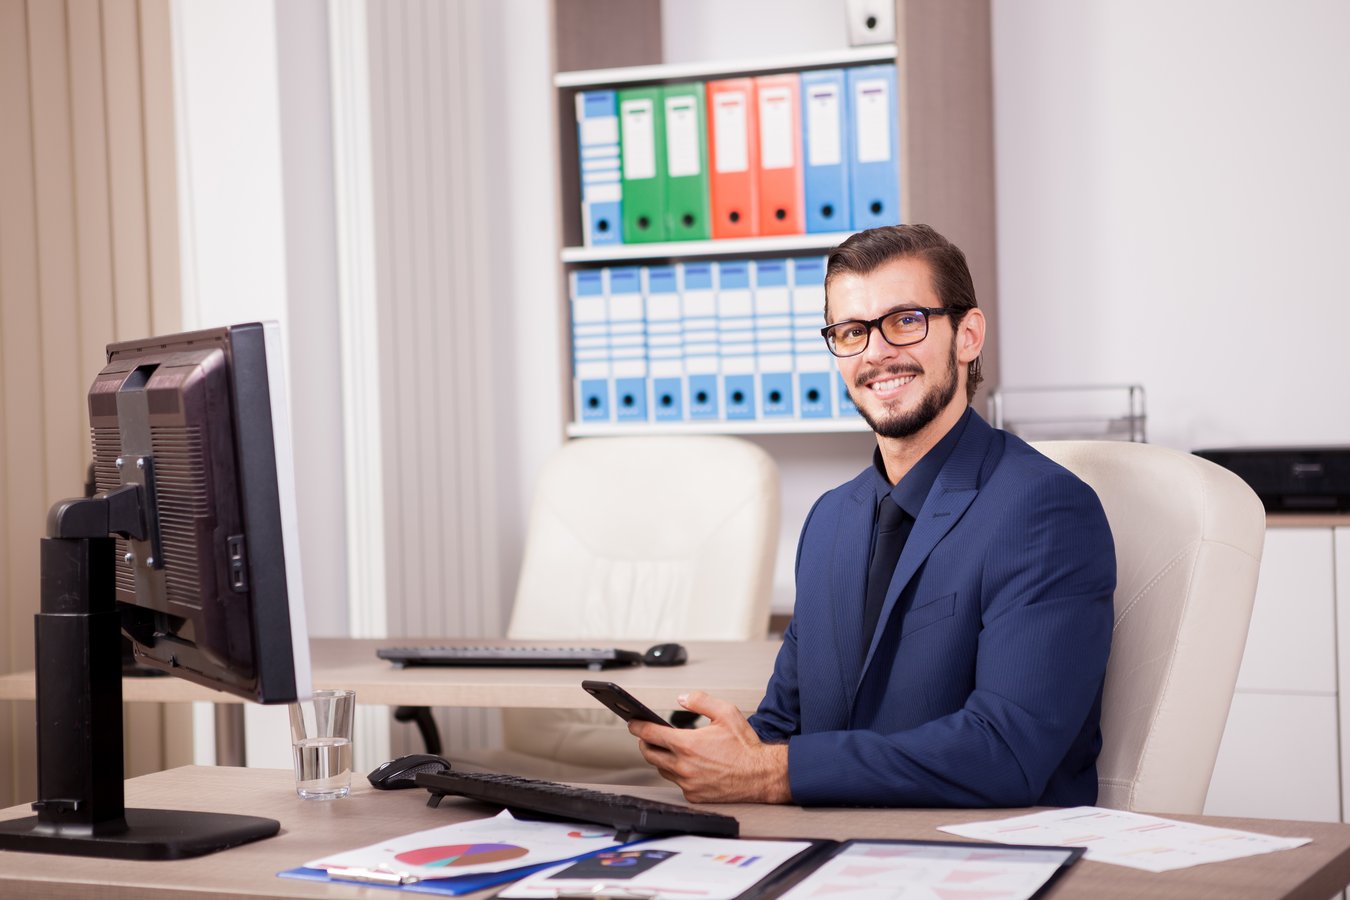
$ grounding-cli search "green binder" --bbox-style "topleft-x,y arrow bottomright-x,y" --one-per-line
662,82 -> 711,241
617,86 -> 668,243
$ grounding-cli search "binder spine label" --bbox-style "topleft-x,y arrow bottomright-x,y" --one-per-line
713,94 -> 750,173
665,95 -> 702,178
759,86 -> 796,170
806,85 -> 842,166
854,77 -> 892,164
621,99 -> 658,180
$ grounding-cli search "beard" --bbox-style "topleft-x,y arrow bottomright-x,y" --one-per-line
852,333 -> 960,439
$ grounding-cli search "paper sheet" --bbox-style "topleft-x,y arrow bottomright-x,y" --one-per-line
498,835 -> 815,900
778,842 -> 1076,900
306,810 -> 626,883
939,806 -> 1311,873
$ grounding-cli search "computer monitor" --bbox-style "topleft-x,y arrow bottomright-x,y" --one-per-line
0,321 -> 312,860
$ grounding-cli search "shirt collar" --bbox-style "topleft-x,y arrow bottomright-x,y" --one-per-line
871,406 -> 974,517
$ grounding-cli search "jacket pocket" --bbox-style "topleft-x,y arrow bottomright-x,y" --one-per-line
900,592 -> 956,636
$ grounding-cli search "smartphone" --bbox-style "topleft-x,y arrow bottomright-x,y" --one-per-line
581,680 -> 672,727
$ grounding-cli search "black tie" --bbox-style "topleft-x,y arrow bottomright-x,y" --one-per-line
863,498 -> 907,659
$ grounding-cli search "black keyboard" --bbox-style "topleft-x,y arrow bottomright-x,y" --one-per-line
416,770 -> 739,839
376,645 -> 643,670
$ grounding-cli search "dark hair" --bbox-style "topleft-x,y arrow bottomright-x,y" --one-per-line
824,224 -> 983,401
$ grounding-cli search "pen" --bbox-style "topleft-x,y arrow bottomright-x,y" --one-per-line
326,864 -> 420,886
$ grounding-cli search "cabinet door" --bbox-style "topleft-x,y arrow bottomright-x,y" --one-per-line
1203,527 -> 1341,823
1235,529 -> 1336,694
1204,692 -> 1341,822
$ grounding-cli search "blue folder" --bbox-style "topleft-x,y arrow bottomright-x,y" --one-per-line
645,265 -> 684,421
680,262 -> 720,420
571,269 -> 610,422
790,256 -> 835,419
753,259 -> 794,418
607,266 -> 648,422
800,69 -> 851,234
575,90 -> 623,246
278,862 -> 553,896
846,64 -> 901,230
716,261 -> 757,421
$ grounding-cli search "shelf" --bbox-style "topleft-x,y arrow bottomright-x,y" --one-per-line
554,45 -> 897,89
561,232 -> 854,265
567,418 -> 872,438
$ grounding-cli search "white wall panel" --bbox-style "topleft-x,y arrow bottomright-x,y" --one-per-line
991,0 -> 1350,451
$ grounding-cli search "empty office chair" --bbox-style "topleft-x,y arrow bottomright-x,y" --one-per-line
460,434 -> 780,783
1033,440 -> 1265,814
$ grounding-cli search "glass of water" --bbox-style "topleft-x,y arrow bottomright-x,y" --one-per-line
288,689 -> 356,800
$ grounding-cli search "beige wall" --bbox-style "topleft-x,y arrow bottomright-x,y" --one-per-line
0,0 -> 187,808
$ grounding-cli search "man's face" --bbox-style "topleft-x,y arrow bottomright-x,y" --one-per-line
826,257 -> 972,440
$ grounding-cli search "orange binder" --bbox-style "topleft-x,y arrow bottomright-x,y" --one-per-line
706,78 -> 759,239
755,73 -> 804,236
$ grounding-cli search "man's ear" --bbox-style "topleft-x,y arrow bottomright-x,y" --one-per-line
957,308 -> 986,365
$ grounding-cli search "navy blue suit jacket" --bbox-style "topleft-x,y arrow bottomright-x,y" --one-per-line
749,412 -> 1115,808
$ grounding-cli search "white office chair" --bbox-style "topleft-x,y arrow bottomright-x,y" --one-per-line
1033,440 -> 1266,814
463,435 -> 780,783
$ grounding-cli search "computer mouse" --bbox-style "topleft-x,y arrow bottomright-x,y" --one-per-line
366,753 -> 451,790
643,642 -> 688,667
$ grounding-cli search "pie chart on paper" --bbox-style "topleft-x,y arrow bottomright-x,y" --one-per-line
395,842 -> 529,868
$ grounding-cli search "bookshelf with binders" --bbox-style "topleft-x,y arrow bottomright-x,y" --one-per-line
550,2 -> 998,438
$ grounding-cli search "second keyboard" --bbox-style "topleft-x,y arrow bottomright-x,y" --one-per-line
377,645 -> 643,670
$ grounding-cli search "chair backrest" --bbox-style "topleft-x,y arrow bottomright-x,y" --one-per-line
1033,440 -> 1266,814
500,435 -> 779,771
507,435 -> 780,642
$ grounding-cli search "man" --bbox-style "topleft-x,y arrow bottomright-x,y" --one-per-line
630,224 -> 1115,808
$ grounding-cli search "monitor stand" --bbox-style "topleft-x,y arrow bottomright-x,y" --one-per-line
0,495 -> 280,860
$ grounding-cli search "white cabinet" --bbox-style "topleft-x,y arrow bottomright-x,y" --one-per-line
1203,520 -> 1349,823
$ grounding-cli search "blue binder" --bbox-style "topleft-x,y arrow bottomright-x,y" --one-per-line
790,256 -> 835,418
575,90 -> 623,246
838,372 -> 858,418
571,269 -> 610,422
716,261 -> 756,421
606,266 -> 648,422
800,69 -> 851,234
680,262 -> 720,420
753,259 -> 794,418
846,64 -> 901,230
645,265 -> 683,421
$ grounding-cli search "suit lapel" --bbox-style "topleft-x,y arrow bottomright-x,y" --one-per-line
855,414 -> 998,685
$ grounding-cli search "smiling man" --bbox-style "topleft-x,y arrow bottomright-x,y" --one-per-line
631,224 -> 1117,808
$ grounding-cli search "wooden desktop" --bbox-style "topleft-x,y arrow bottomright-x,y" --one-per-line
0,638 -> 783,712
0,766 -> 1347,899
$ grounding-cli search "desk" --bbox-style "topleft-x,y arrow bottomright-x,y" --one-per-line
0,766 -> 1347,899
0,638 -> 781,711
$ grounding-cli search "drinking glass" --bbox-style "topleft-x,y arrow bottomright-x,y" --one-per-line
288,689 -> 356,800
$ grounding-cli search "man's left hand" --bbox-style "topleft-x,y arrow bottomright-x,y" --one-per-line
629,690 -> 791,804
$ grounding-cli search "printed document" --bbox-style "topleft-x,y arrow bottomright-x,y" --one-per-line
499,835 -> 815,900
306,810 -> 625,883
940,806 -> 1311,873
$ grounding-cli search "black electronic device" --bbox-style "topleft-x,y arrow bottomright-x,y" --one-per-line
368,754 -> 452,790
1193,446 -> 1350,512
642,642 -> 688,666
0,322 -> 312,860
581,680 -> 673,727
416,770 -> 739,840
376,645 -> 643,670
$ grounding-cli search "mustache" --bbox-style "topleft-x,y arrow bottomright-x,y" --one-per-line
854,363 -> 923,389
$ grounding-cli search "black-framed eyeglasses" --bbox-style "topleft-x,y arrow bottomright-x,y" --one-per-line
820,306 -> 956,358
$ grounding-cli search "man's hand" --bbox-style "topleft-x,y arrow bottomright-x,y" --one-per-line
628,690 -> 791,804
